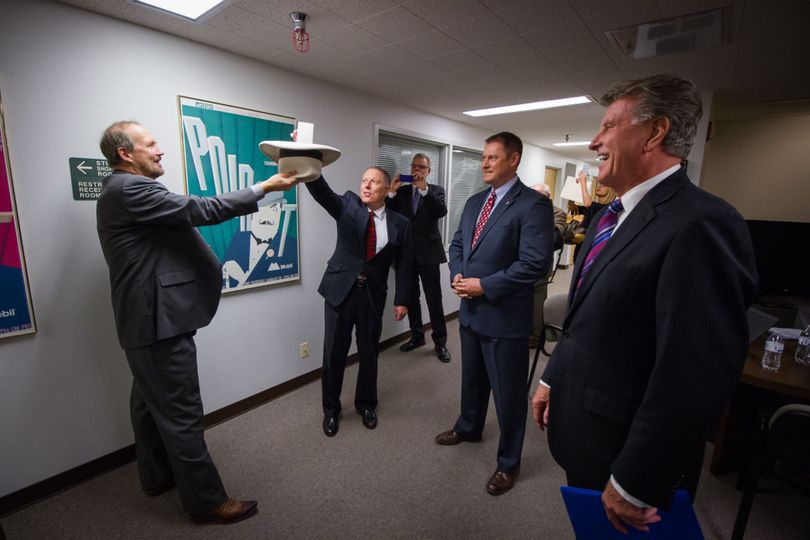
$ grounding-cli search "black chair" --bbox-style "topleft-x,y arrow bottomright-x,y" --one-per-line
731,404 -> 810,540
527,293 -> 566,392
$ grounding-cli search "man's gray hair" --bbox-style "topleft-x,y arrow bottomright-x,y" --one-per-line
600,74 -> 702,159
100,121 -> 140,166
412,152 -> 431,168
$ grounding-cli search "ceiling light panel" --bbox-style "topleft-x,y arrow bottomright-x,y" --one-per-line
463,96 -> 593,117
132,0 -> 227,21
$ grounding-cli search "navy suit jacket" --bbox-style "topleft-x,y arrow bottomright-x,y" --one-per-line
306,176 -> 412,317
542,168 -> 758,507
385,183 -> 447,265
448,178 -> 553,338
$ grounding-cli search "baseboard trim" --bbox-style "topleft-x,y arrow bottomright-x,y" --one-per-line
0,310 -> 458,516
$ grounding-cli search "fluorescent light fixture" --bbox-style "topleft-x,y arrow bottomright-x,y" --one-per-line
463,96 -> 592,117
133,0 -> 227,21
553,141 -> 591,147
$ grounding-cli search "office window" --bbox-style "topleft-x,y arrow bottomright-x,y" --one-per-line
377,130 -> 447,238
447,147 -> 484,243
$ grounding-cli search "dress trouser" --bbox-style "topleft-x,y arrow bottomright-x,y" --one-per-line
407,263 -> 446,346
125,332 -> 227,514
322,283 -> 383,417
453,324 -> 529,473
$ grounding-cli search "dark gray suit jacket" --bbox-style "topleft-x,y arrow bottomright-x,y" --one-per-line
96,171 -> 261,349
542,168 -> 758,506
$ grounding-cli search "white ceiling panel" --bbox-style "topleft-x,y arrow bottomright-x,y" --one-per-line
53,0 -> 810,162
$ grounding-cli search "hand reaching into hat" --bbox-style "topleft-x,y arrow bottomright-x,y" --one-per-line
258,170 -> 300,193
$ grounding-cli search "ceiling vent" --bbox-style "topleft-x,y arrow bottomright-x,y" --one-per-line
606,7 -> 731,60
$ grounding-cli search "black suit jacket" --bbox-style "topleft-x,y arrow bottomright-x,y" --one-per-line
385,183 -> 447,265
306,176 -> 412,317
96,171 -> 260,349
542,168 -> 757,506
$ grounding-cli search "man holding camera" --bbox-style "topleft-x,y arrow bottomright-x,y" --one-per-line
386,153 -> 451,363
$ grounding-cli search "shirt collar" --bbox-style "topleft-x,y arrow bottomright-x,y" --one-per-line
619,164 -> 681,217
491,175 -> 519,200
367,205 -> 386,219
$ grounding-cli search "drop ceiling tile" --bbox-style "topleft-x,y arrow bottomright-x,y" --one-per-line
309,0 -> 399,22
204,5 -> 263,33
523,20 -> 594,53
319,24 -> 392,53
356,6 -> 434,40
358,44 -> 432,75
428,49 -> 490,77
494,0 -> 579,35
403,0 -> 516,47
472,36 -> 539,62
397,30 -> 465,59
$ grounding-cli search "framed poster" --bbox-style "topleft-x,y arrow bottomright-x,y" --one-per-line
0,92 -> 36,338
178,96 -> 298,293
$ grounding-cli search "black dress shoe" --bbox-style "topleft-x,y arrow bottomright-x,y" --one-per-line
323,415 -> 339,437
435,429 -> 482,445
358,409 -> 377,429
399,337 -> 426,352
486,468 -> 519,496
435,345 -> 451,363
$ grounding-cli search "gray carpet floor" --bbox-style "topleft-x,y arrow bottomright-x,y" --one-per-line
3,268 -> 809,539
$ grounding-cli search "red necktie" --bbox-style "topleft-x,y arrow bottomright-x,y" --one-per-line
576,198 -> 623,292
472,190 -> 496,248
366,209 -> 377,261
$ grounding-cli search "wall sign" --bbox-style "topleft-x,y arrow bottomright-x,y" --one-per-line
69,157 -> 111,201
177,96 -> 299,293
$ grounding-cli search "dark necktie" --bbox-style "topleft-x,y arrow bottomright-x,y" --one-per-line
412,187 -> 421,214
366,209 -> 377,261
472,190 -> 496,248
576,198 -> 623,292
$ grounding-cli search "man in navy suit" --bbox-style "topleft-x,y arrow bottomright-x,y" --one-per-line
436,132 -> 554,495
532,75 -> 757,533
386,153 -> 451,362
305,167 -> 412,437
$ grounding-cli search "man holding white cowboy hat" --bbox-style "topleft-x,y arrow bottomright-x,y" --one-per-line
260,134 -> 413,437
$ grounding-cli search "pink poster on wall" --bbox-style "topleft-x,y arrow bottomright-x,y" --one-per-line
0,99 -> 35,338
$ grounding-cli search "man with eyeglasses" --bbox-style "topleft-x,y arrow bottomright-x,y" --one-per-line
386,153 -> 451,363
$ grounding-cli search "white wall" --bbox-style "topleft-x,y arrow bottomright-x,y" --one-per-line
0,0 -> 587,496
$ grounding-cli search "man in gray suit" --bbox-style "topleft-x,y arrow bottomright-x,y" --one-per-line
96,121 -> 298,524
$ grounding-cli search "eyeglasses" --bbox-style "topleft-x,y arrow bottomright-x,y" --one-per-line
411,163 -> 429,170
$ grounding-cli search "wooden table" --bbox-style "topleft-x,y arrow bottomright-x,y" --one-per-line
710,336 -> 810,475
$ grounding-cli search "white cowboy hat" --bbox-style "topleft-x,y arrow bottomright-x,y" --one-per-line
259,141 -> 341,182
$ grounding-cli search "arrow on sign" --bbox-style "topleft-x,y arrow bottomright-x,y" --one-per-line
76,161 -> 92,175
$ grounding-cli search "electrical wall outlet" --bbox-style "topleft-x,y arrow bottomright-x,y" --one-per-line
299,341 -> 309,359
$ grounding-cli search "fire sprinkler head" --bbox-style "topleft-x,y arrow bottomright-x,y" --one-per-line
290,12 -> 308,30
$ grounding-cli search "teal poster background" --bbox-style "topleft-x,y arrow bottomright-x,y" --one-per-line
178,96 -> 298,293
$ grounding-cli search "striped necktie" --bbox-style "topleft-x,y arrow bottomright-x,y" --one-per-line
576,198 -> 623,292
411,186 -> 421,214
472,190 -> 496,248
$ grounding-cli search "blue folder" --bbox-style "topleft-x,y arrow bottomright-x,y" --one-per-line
560,486 -> 704,539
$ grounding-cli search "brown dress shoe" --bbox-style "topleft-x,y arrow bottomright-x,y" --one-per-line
486,468 -> 519,496
435,429 -> 482,445
191,498 -> 258,524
